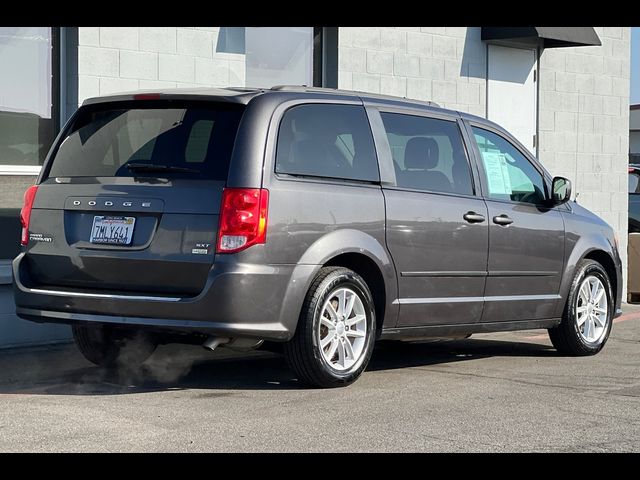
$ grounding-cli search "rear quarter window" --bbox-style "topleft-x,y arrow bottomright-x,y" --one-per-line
47,101 -> 244,180
275,103 -> 379,182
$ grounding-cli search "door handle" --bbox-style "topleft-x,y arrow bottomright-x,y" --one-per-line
463,211 -> 486,223
493,214 -> 514,226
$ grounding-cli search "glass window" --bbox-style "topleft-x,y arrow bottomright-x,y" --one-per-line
216,27 -> 246,54
472,127 -> 546,205
380,112 -> 473,195
48,102 -> 244,180
244,27 -> 313,88
275,104 -> 379,182
185,120 -> 215,163
0,27 -> 55,168
629,172 -> 640,194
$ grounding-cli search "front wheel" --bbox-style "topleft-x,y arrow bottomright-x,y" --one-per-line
72,324 -> 157,368
548,259 -> 613,356
284,267 -> 376,388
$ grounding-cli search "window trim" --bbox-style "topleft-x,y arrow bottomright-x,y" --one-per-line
0,27 -> 60,176
464,119 -> 552,207
376,108 -> 479,198
272,172 -> 382,189
272,101 -> 381,185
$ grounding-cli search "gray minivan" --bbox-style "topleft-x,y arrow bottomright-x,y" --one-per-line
13,86 -> 623,387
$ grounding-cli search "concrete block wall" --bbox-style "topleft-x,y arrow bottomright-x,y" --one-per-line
537,27 -> 631,290
338,27 -> 487,117
76,27 -> 246,105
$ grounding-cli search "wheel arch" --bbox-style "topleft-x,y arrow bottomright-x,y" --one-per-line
278,229 -> 399,340
583,250 -> 617,301
556,239 -> 620,318
324,252 -> 388,339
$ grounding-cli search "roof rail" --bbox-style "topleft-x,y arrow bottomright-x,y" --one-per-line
269,85 -> 440,108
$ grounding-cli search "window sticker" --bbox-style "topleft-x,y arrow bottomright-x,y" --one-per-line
482,152 -> 512,195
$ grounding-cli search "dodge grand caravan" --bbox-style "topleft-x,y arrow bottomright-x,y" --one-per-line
13,86 -> 623,388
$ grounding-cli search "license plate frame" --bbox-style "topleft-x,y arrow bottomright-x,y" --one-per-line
89,215 -> 136,245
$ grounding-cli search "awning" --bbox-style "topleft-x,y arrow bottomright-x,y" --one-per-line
481,27 -> 601,48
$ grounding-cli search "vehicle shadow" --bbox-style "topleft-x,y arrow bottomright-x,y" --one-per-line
0,338 -> 555,395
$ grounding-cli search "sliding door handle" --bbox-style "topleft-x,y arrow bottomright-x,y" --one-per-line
493,214 -> 514,226
463,212 -> 486,223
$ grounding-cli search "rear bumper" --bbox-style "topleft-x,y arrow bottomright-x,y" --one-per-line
13,253 -> 318,341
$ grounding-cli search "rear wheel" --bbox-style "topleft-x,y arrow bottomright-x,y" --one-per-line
284,267 -> 376,388
548,259 -> 613,356
72,324 -> 157,368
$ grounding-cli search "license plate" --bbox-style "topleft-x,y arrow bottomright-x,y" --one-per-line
90,216 -> 136,245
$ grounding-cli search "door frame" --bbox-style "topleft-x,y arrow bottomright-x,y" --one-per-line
364,105 -> 491,327
460,117 -> 566,321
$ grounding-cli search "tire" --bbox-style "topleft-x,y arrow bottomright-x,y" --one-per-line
284,267 -> 377,388
548,259 -> 613,356
72,324 -> 157,368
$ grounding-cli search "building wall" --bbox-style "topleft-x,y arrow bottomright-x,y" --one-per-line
76,27 -> 245,105
537,27 -> 631,291
339,26 -> 631,291
338,27 -> 486,117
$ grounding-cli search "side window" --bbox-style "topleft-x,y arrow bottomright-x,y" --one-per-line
380,112 -> 473,195
275,104 -> 379,182
472,126 -> 546,205
629,171 -> 640,194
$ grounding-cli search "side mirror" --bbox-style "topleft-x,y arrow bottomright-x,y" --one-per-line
550,176 -> 572,206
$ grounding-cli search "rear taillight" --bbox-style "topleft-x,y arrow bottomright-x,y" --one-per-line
20,185 -> 38,246
133,93 -> 161,100
216,188 -> 269,254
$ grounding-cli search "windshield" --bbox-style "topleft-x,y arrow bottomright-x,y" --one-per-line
47,101 -> 244,180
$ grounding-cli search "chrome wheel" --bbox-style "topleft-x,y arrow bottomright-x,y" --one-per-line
317,287 -> 367,371
576,275 -> 609,344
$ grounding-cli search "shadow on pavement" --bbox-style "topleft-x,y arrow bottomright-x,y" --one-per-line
0,338 -> 555,395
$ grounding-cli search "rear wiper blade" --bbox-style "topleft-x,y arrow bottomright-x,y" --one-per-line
126,163 -> 200,174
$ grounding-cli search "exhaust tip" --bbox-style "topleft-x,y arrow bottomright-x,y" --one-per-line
202,336 -> 230,351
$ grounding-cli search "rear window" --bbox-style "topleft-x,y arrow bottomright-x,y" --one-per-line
47,101 -> 244,179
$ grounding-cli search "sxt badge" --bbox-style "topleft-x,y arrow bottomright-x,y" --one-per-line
192,243 -> 211,255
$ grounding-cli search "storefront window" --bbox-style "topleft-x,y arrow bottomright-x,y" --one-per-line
244,27 -> 313,88
0,27 -> 55,172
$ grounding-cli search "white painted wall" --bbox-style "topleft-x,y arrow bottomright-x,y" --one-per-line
76,27 -> 246,105
487,44 -> 537,154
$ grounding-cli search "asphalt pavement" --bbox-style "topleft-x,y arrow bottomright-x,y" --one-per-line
0,306 -> 639,452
